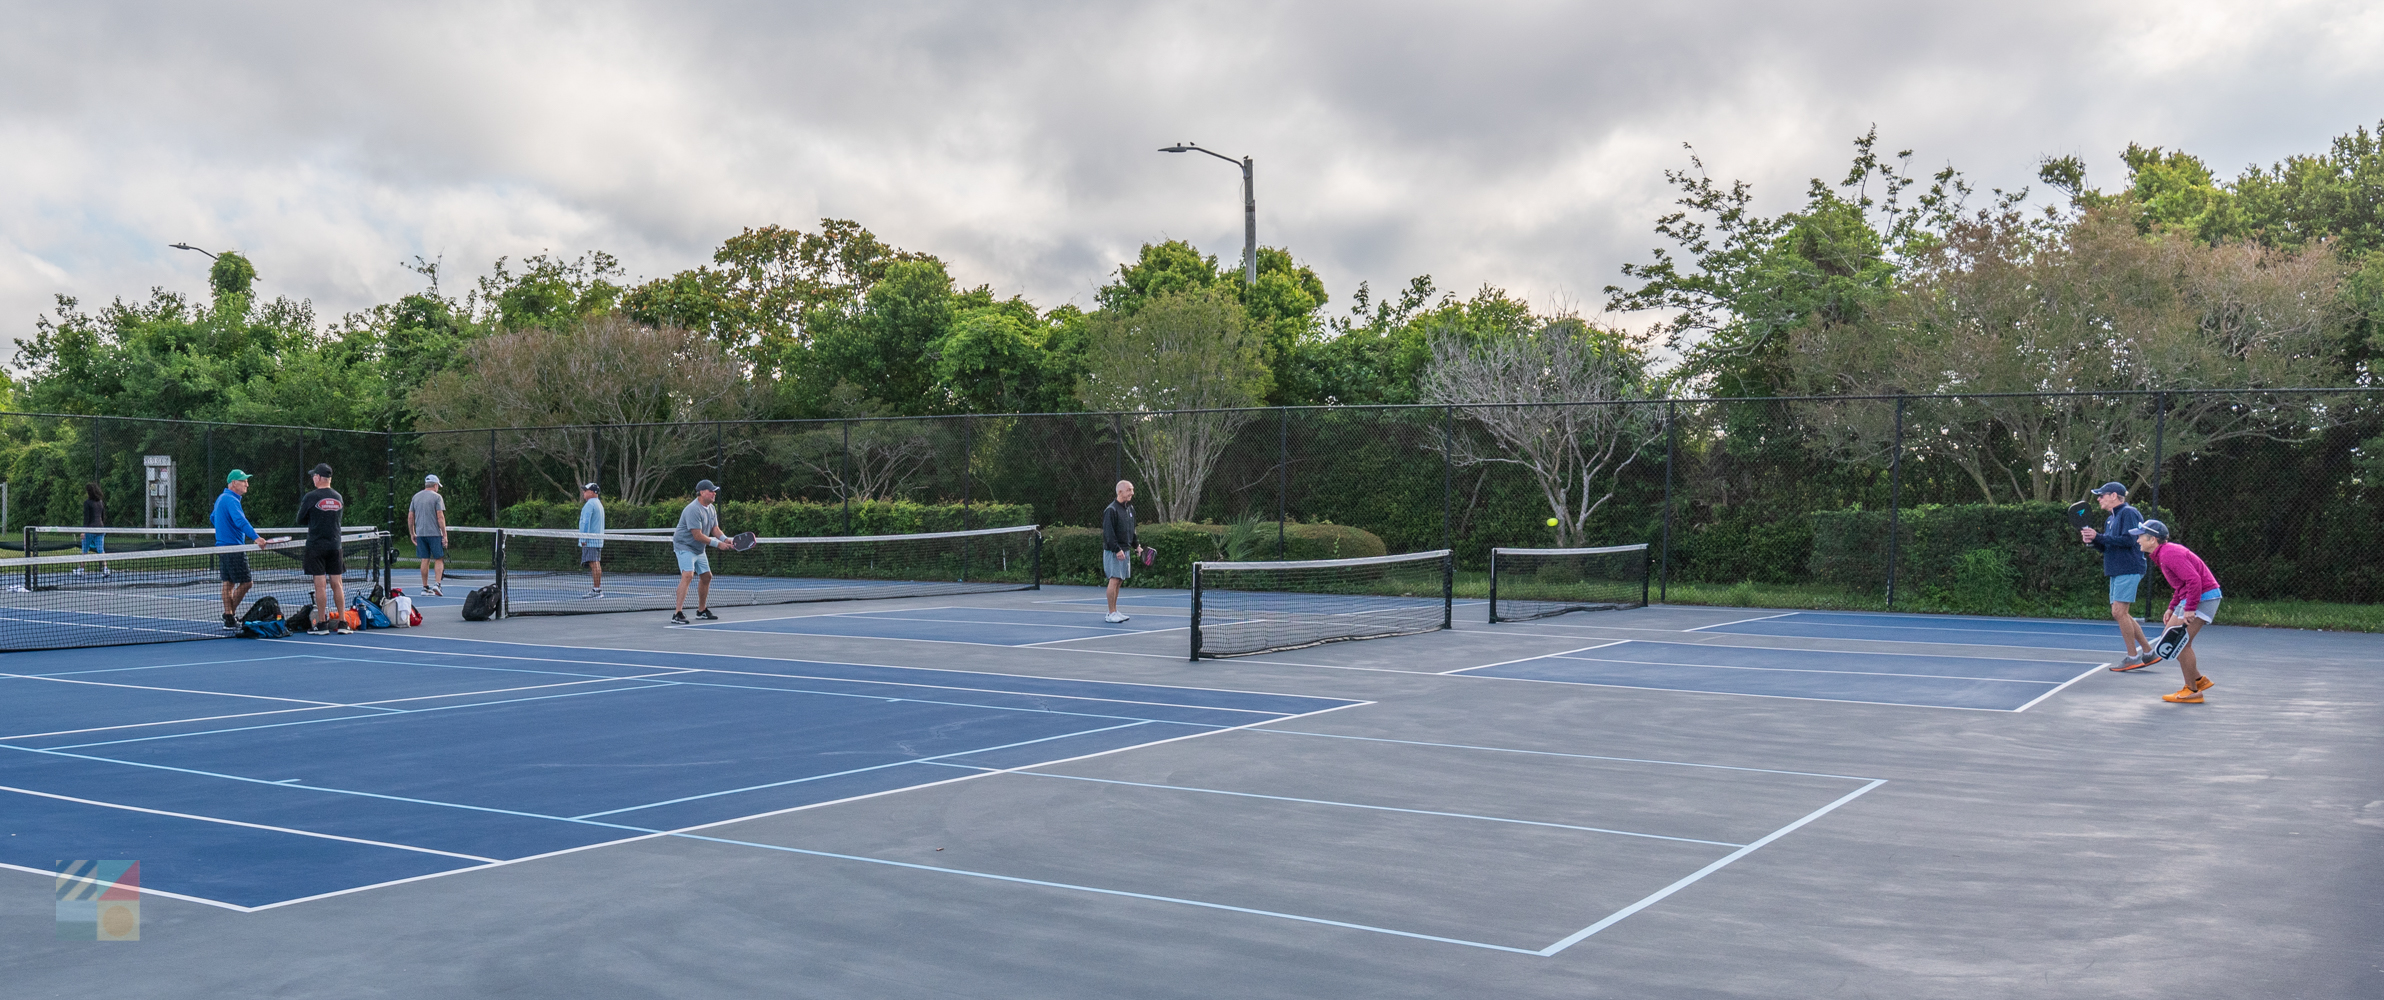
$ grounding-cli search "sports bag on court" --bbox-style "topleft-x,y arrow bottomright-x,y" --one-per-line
241,596 -> 283,623
462,584 -> 500,621
287,603 -> 314,632
350,595 -> 392,629
239,596 -> 289,638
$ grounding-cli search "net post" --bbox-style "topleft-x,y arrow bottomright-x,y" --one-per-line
1188,562 -> 1204,661
1660,399 -> 1675,604
840,420 -> 852,536
494,528 -> 507,619
1440,551 -> 1452,631
1640,544 -> 1651,608
20,525 -> 32,590
1488,548 -> 1501,623
1029,528 -> 1042,590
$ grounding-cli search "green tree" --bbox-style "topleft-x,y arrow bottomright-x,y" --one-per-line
1097,239 -> 1324,404
1079,287 -> 1271,522
788,258 -> 957,417
477,252 -> 624,332
622,220 -> 927,378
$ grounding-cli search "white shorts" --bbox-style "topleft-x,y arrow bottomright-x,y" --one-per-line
675,549 -> 711,575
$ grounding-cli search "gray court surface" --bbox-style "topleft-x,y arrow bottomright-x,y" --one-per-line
7,586 -> 2380,999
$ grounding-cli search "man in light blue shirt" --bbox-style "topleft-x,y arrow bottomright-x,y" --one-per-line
671,479 -> 733,624
578,482 -> 605,599
210,470 -> 275,630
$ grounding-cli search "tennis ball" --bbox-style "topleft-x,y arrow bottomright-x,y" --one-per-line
1546,518 -> 1559,527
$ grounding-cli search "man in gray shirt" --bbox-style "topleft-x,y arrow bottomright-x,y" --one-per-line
672,479 -> 734,624
407,475 -> 449,596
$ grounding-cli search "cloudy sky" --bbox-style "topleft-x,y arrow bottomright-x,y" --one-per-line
3,1 -> 2378,355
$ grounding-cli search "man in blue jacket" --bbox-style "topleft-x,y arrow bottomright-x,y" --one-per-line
211,470 -> 275,630
2079,481 -> 2152,670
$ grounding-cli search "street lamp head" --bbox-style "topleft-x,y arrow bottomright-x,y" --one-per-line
1159,144 -> 1192,153
169,242 -> 218,259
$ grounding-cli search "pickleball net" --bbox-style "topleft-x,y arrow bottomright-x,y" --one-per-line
0,531 -> 392,652
23,525 -> 330,558
470,523 -> 1042,617
1488,544 -> 1651,622
1189,549 -> 1453,658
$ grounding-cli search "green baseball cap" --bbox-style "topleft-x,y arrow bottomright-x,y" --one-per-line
225,469 -> 251,483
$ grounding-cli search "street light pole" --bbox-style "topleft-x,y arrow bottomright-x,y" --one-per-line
169,242 -> 219,260
1158,143 -> 1256,285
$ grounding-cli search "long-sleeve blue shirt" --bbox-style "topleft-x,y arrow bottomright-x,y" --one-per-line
2088,503 -> 2147,577
579,497 -> 605,546
211,489 -> 259,546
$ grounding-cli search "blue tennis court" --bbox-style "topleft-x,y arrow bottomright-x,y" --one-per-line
685,605 -> 1189,645
0,635 -> 1354,909
1459,639 -> 2102,711
1693,610 -> 2134,652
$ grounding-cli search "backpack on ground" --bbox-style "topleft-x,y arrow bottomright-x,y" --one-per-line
461,584 -> 501,621
350,595 -> 392,629
239,595 -> 289,638
287,604 -> 314,632
241,596 -> 283,623
390,592 -> 416,628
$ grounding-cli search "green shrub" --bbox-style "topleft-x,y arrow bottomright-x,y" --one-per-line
1942,547 -> 2020,613
1809,502 -> 2115,615
1044,521 -> 1389,588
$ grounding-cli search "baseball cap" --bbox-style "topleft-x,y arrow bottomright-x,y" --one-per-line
310,463 -> 334,478
2129,519 -> 2170,539
2090,482 -> 2128,496
694,479 -> 719,493
224,469 -> 250,483
424,474 -> 442,485
581,482 -> 600,492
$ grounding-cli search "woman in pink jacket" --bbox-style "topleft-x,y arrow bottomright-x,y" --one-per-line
2132,519 -> 2221,704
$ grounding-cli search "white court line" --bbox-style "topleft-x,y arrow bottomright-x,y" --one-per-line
1438,640 -> 1629,675
0,784 -> 500,862
2009,662 -> 2112,713
1514,653 -> 2066,687
1711,617 -> 2122,641
1475,631 -> 2108,664
1,670 -> 369,708
1020,625 -> 1193,647
1245,729 -> 1881,781
1683,612 -> 1797,632
16,653 -> 321,679
3,672 -> 701,743
939,767 -> 1746,847
1535,779 -> 1888,955
1411,672 -> 2032,713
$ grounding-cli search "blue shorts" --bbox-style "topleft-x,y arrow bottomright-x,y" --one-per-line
676,548 -> 711,575
81,534 -> 105,554
1102,550 -> 1133,581
414,536 -> 447,560
2107,573 -> 2141,604
218,552 -> 252,584
2185,589 -> 2222,623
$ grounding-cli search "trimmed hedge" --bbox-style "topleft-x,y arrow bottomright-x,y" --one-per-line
1809,502 -> 2132,615
1045,521 -> 1390,588
498,498 -> 1035,537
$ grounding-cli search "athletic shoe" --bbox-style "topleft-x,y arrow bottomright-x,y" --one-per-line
2161,686 -> 2204,703
670,612 -> 689,625
2190,675 -> 2214,693
334,620 -> 354,635
309,622 -> 330,635
427,585 -> 443,597
582,589 -> 603,599
695,608 -> 718,621
222,613 -> 240,630
2109,653 -> 2151,672
1104,612 -> 1129,623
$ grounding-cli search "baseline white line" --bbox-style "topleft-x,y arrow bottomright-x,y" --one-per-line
0,784 -> 500,862
2010,662 -> 2111,713
0,670 -> 353,708
1245,729 -> 1881,781
1684,612 -> 1798,631
1405,673 -> 2029,712
1600,637 -> 2107,664
1440,640 -> 1629,675
0,861 -> 252,912
1537,779 -> 1888,955
1020,625 -> 1193,647
1513,654 -> 2066,686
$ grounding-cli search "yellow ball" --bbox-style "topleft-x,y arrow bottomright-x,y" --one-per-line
1545,518 -> 1559,527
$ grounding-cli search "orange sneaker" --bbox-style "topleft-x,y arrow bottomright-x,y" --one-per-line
2189,675 -> 2213,693
2162,688 -> 2204,703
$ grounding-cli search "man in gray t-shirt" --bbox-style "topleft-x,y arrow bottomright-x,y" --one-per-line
407,476 -> 449,595
671,479 -> 733,624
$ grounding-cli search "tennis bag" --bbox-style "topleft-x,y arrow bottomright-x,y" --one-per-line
239,596 -> 290,639
350,595 -> 393,629
461,584 -> 501,621
287,603 -> 314,632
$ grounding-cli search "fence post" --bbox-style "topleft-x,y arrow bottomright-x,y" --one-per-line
841,420 -> 852,535
205,427 -> 214,498
486,430 -> 498,524
1887,395 -> 1906,610
714,423 -> 725,484
384,430 -> 396,535
296,432 -> 305,492
1661,399 -> 1676,603
961,415 -> 973,532
1441,405 -> 1454,553
2147,392 -> 2167,519
1278,407 -> 1289,558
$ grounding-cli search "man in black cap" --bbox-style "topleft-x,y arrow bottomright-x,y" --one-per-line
297,463 -> 351,635
2079,481 -> 2150,669
671,479 -> 734,624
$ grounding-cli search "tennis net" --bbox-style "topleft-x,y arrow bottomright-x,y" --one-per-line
1189,550 -> 1453,658
473,523 -> 1042,617
1488,544 -> 1650,622
25,525 -> 323,558
0,531 -> 392,652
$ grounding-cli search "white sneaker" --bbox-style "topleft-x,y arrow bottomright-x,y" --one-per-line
583,589 -> 603,599
1104,612 -> 1129,623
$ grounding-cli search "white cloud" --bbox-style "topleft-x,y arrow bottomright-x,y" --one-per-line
2,0 -> 2376,363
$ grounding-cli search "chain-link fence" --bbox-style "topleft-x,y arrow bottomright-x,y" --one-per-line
7,387 -> 2376,614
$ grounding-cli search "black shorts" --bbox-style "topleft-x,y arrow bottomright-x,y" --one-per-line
302,543 -> 345,577
219,552 -> 252,584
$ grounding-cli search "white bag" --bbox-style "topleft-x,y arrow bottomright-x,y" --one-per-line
388,594 -> 414,628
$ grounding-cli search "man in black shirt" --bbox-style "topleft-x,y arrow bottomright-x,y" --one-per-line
1101,480 -> 1138,623
296,463 -> 351,635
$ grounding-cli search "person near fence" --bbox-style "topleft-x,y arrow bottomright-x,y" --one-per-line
671,479 -> 733,624
2080,482 -> 2153,670
211,469 -> 268,629
1102,480 -> 1138,624
298,463 -> 352,635
409,475 -> 449,597
578,482 -> 605,599
2131,519 -> 2221,704
78,482 -> 107,576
